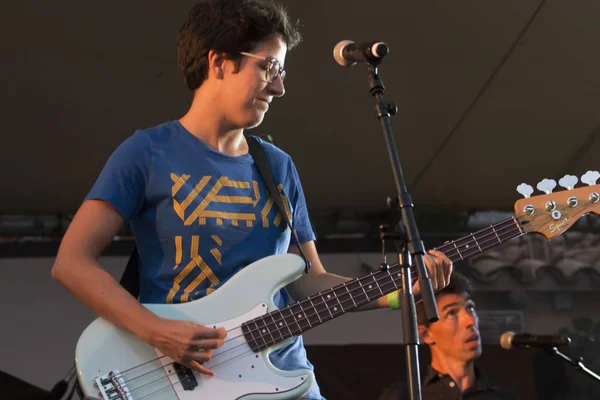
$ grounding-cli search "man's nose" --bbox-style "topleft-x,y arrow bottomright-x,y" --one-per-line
268,75 -> 285,97
462,310 -> 477,328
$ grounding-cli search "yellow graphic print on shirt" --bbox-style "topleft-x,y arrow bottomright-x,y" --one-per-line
166,174 -> 291,303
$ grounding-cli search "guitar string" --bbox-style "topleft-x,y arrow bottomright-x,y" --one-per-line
240,217 -> 533,349
122,217 -> 516,380
210,213 -> 537,344
127,203 -> 583,399
227,200 -> 584,344
238,217 -> 527,345
119,211 -> 542,394
120,211 -> 543,397
111,206 -> 572,398
125,223 -> 530,399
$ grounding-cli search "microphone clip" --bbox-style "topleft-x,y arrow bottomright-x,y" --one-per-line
375,103 -> 398,118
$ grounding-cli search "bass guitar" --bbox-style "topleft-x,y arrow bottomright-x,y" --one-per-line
75,172 -> 600,399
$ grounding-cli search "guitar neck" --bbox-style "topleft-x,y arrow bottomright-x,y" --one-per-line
242,216 -> 525,351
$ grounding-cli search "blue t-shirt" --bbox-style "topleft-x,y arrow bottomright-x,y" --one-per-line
86,120 -> 323,399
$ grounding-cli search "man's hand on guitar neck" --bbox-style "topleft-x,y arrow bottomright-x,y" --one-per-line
148,318 -> 227,376
414,249 -> 453,297
384,249 -> 452,311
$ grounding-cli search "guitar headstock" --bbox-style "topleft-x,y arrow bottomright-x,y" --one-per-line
514,171 -> 600,240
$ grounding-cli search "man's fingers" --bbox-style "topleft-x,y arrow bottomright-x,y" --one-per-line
189,360 -> 215,376
194,326 -> 227,340
190,348 -> 213,363
444,258 -> 453,285
436,254 -> 445,290
423,253 -> 438,291
194,338 -> 225,350
428,249 -> 452,290
215,327 -> 227,339
428,249 -> 452,265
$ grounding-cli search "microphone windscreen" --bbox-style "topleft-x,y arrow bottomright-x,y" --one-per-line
333,40 -> 354,67
499,331 -> 515,349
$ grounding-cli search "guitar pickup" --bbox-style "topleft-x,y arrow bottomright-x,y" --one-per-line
173,362 -> 198,391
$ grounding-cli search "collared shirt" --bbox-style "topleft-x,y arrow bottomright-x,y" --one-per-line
420,366 -> 517,399
378,366 -> 517,400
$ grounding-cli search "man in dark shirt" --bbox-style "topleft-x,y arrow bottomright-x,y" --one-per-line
379,273 -> 516,400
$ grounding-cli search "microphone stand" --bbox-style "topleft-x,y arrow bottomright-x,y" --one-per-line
364,62 -> 439,400
545,347 -> 600,383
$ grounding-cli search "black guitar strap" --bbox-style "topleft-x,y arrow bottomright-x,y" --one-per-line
247,136 -> 311,273
120,245 -> 140,298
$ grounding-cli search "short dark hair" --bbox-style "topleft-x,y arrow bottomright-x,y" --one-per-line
176,0 -> 302,91
416,272 -> 472,327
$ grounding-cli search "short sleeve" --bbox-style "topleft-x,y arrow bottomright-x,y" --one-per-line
287,158 -> 316,244
85,131 -> 151,220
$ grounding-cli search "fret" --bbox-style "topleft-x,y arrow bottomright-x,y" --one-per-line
512,216 -> 523,234
322,291 -> 337,318
369,274 -> 385,297
344,285 -> 358,308
358,282 -> 369,303
471,233 -> 482,252
241,216 -> 532,349
313,293 -> 333,321
386,269 -> 400,291
275,309 -> 294,338
290,303 -> 312,330
455,236 -> 472,252
255,318 -> 276,345
244,320 -> 267,350
248,320 -> 266,346
298,301 -> 315,328
361,275 -> 381,301
268,313 -> 285,343
459,244 -> 478,260
280,306 -> 302,335
241,322 -> 256,351
491,225 -> 501,243
348,280 -> 368,305
331,290 -> 344,315
451,241 -> 463,261
306,296 -> 323,324
332,287 -> 349,313
377,271 -> 391,294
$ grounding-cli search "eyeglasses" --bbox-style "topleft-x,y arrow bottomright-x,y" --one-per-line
240,52 -> 286,83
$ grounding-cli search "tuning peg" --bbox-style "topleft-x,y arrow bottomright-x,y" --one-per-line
537,179 -> 557,194
517,183 -> 534,198
581,170 -> 600,186
558,175 -> 578,190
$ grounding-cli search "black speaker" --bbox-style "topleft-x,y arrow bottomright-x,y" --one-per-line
0,370 -> 56,399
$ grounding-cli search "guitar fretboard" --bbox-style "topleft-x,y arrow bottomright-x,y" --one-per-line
242,216 -> 525,351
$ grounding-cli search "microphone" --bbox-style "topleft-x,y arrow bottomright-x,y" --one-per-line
500,331 -> 571,350
333,40 -> 389,67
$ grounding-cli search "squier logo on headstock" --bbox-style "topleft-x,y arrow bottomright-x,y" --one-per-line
514,171 -> 600,240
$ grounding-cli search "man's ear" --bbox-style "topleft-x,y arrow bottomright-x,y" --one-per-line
418,325 -> 436,345
207,50 -> 226,79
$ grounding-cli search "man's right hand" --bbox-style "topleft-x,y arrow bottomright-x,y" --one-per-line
148,318 -> 227,376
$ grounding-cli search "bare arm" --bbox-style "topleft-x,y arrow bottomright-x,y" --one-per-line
286,241 -> 452,311
51,200 -> 225,375
286,241 -> 387,311
52,200 -> 159,340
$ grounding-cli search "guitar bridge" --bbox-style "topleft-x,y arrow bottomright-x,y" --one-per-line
94,370 -> 132,400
